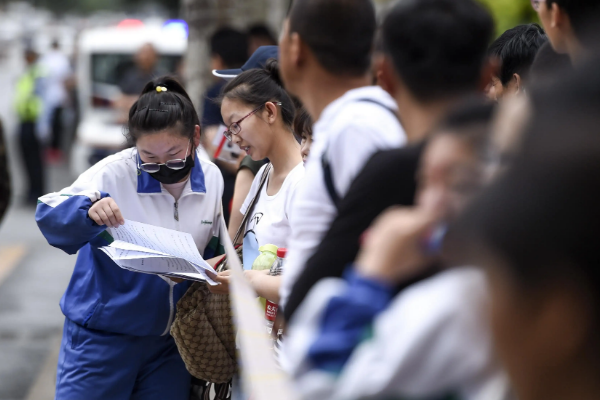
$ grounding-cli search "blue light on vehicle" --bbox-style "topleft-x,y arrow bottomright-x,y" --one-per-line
163,20 -> 189,37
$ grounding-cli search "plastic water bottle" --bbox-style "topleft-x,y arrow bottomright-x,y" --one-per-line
265,248 -> 287,343
252,244 -> 278,313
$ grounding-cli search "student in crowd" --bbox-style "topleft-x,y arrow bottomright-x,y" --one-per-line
247,23 -> 277,55
35,77 -> 225,400
285,99 -> 512,400
201,27 -> 249,225
455,58 -> 600,400
202,27 -> 248,148
294,107 -> 313,164
284,0 -> 495,321
209,60 -> 304,299
278,0 -> 407,308
211,45 -> 279,240
487,24 -> 547,101
532,0 -> 600,64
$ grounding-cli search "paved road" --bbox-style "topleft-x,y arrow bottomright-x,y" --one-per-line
0,40 -> 76,400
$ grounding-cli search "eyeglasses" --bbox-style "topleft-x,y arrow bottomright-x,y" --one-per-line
223,102 -> 282,142
138,140 -> 192,173
531,0 -> 546,11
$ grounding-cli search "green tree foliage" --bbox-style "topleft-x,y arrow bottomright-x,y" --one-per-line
29,0 -> 180,15
477,0 -> 540,37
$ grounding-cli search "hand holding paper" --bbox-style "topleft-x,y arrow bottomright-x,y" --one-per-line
100,220 -> 217,284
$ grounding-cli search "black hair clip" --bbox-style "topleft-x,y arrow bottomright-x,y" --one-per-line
160,102 -> 177,106
148,109 -> 169,113
135,106 -> 148,113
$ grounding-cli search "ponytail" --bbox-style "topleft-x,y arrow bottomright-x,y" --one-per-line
126,76 -> 200,145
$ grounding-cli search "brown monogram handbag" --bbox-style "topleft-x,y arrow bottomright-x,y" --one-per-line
170,164 -> 272,384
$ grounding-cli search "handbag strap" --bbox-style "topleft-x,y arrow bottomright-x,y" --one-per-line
232,163 -> 272,245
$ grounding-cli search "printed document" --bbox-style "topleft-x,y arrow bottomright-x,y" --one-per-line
100,220 -> 217,284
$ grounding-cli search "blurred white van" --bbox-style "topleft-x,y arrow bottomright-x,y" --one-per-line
71,20 -> 187,177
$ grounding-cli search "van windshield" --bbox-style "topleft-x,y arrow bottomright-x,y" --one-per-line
91,53 -> 182,107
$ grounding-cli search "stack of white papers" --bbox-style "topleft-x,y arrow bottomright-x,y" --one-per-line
100,220 -> 217,285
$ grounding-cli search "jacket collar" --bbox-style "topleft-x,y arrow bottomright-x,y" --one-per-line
136,149 -> 206,194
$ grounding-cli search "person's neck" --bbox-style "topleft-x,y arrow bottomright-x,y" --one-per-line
396,96 -> 457,143
298,71 -> 372,122
566,36 -> 588,67
267,129 -> 302,176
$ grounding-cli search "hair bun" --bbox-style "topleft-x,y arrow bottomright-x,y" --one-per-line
264,58 -> 284,87
140,76 -> 193,103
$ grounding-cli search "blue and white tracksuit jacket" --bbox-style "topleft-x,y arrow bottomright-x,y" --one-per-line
282,267 -> 513,400
36,148 -> 224,399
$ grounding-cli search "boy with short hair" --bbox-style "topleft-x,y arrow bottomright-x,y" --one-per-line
278,0 -> 407,308
487,24 -> 547,100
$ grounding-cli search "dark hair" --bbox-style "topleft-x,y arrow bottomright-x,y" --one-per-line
488,24 -> 547,87
382,0 -> 494,103
293,107 -> 313,140
247,23 -> 277,45
210,27 -> 249,68
455,56 -> 600,293
547,0 -> 600,44
288,0 -> 376,77
529,41 -> 573,85
126,76 -> 200,145
222,59 -> 296,129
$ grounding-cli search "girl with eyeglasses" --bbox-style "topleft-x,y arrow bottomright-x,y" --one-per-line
209,60 -> 304,304
35,77 -> 225,400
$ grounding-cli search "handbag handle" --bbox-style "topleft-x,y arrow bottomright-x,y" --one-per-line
232,163 -> 272,245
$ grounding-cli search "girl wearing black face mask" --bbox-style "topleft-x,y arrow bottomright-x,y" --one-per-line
35,77 -> 225,400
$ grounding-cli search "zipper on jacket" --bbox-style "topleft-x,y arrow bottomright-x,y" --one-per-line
174,201 -> 179,221
161,279 -> 176,336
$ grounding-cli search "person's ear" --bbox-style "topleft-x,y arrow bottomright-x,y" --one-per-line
512,73 -> 522,94
550,2 -> 564,29
378,56 -> 398,97
290,32 -> 304,68
193,125 -> 201,148
264,102 -> 279,124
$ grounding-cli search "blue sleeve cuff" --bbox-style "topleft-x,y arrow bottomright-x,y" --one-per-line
307,264 -> 394,373
344,268 -> 395,308
36,191 -> 111,254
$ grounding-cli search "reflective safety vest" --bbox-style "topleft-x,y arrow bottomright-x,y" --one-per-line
15,65 -> 43,122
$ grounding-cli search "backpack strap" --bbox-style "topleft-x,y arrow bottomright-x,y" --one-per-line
321,151 -> 341,208
321,99 -> 401,208
354,98 -> 401,123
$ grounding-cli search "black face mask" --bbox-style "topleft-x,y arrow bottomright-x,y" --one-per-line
148,154 -> 195,184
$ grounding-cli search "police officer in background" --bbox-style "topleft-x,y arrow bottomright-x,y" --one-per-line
16,47 -> 45,206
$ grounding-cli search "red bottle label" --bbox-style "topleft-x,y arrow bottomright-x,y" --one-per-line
265,300 -> 278,321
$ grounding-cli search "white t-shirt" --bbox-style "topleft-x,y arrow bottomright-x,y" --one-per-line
240,163 -> 305,269
279,86 -> 407,307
